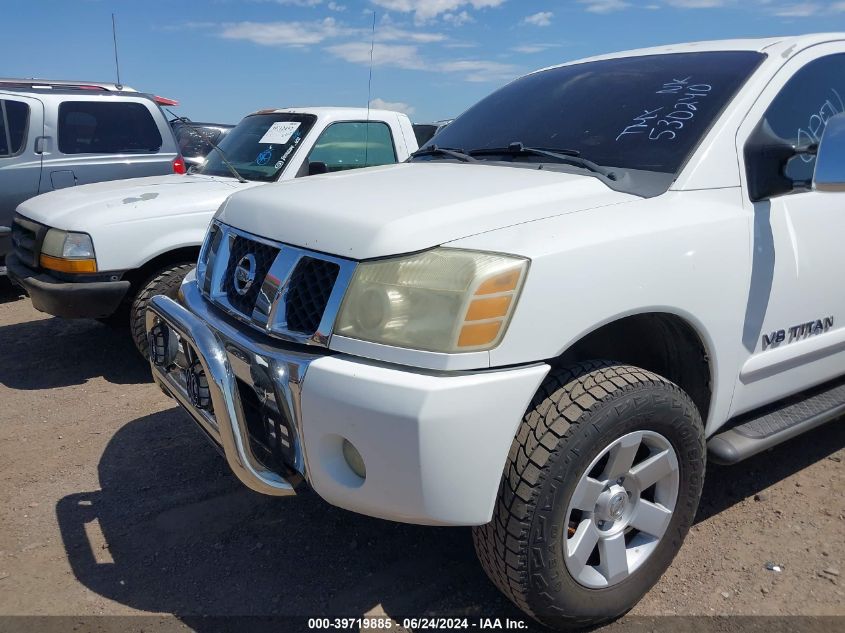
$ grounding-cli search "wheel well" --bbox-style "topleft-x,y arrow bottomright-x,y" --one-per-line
121,246 -> 200,295
554,313 -> 712,423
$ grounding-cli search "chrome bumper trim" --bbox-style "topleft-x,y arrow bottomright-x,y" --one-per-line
146,280 -> 323,496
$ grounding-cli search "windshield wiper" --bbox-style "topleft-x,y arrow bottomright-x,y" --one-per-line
411,145 -> 477,163
469,142 -> 615,180
166,109 -> 248,183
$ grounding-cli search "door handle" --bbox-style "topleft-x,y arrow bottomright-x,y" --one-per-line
34,136 -> 52,154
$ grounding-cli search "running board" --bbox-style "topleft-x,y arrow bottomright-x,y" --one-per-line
708,378 -> 845,465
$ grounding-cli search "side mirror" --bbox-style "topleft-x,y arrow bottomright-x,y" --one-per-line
307,161 -> 328,176
813,112 -> 845,192
745,122 -> 816,202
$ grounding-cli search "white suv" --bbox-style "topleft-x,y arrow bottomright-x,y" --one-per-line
146,35 -> 845,628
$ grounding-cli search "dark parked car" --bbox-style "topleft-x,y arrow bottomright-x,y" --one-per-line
412,119 -> 453,148
170,120 -> 234,168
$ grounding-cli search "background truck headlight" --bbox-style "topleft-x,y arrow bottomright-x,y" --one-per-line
335,248 -> 528,353
40,229 -> 97,273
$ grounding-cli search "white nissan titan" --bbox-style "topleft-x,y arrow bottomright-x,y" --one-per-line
146,35 -> 845,628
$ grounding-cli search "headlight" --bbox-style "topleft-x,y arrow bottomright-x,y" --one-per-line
40,229 -> 97,273
335,248 -> 528,353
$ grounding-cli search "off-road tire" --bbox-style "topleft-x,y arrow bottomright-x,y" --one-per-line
130,263 -> 195,358
472,361 -> 706,630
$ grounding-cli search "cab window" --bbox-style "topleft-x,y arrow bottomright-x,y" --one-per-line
758,54 -> 845,182
0,99 -> 29,156
58,101 -> 163,154
306,121 -> 396,172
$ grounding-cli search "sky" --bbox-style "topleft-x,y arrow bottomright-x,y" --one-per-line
6,0 -> 845,123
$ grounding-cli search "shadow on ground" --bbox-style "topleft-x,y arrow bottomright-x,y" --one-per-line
55,408 -> 522,627
696,421 -> 845,522
0,277 -> 24,304
55,406 -> 845,630
0,309 -> 150,389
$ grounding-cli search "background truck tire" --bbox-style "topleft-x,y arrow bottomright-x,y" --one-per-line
130,263 -> 195,358
473,361 -> 705,630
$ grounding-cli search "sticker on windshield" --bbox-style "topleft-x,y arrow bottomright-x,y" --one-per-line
256,146 -> 274,166
259,121 -> 301,145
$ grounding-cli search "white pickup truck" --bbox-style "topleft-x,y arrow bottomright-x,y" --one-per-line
145,35 -> 845,628
7,107 -> 417,355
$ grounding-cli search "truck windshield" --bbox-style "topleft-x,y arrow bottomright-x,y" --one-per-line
193,113 -> 317,182
424,51 -> 763,183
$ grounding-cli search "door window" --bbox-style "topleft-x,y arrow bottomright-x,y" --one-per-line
58,101 -> 163,154
756,54 -> 845,182
0,99 -> 30,156
306,121 -> 396,172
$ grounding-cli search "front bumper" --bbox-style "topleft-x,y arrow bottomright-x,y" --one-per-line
6,253 -> 130,318
147,276 -> 549,525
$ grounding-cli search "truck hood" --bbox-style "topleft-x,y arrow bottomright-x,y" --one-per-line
16,174 -> 261,232
217,163 -> 638,259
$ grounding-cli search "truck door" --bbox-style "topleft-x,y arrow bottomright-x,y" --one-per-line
732,46 -> 845,416
0,93 -> 44,259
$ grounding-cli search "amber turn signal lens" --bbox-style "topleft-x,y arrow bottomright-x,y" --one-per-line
39,254 -> 97,273
465,296 -> 512,321
476,269 -> 521,295
458,321 -> 502,347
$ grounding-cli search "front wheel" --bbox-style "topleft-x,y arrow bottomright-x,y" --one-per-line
473,361 -> 705,630
130,263 -> 195,358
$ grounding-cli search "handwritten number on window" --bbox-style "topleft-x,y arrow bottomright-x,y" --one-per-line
617,79 -> 712,142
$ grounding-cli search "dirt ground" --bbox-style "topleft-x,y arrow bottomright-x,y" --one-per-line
0,279 -> 843,632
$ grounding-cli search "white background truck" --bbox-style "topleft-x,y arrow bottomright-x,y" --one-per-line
146,34 -> 845,629
7,107 -> 417,355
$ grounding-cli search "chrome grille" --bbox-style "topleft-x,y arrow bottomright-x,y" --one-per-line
199,222 -> 356,347
221,235 -> 279,315
285,257 -> 340,334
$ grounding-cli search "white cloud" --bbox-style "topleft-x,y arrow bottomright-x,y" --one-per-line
220,18 -> 349,47
665,0 -> 730,6
512,43 -> 561,54
266,0 -> 324,5
376,25 -> 447,42
328,1 -> 346,10
370,0 -> 506,22
219,18 -> 444,48
437,59 -> 518,82
443,10 -> 474,25
327,41 -> 516,82
773,2 -> 820,16
370,98 -> 416,115
327,42 -> 425,68
579,0 -> 631,13
522,11 -> 553,26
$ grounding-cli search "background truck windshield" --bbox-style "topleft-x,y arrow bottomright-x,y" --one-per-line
193,113 -> 317,181
429,51 -> 763,175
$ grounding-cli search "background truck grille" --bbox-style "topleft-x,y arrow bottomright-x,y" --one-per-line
285,257 -> 340,334
221,236 -> 279,315
11,218 -> 42,268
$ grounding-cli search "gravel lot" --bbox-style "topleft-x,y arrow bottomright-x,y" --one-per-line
0,279 -> 843,631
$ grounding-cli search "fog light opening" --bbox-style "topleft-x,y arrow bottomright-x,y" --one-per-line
342,439 -> 366,480
148,322 -> 178,368
186,359 -> 213,411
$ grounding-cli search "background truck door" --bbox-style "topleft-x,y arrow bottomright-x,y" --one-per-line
0,93 -> 44,261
